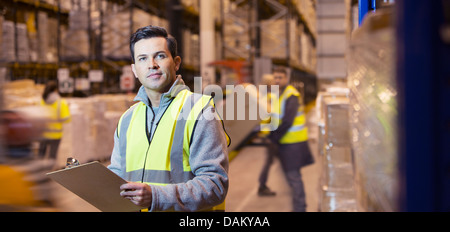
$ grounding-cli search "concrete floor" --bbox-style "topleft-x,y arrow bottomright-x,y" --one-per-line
225,106 -> 321,212
226,131 -> 320,212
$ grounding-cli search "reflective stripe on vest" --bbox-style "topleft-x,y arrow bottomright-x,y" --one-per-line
117,89 -> 227,211
271,85 -> 308,144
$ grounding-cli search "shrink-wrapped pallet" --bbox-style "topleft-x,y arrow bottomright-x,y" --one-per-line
1,80 -> 136,167
102,11 -> 131,59
37,12 -> 49,62
320,189 -> 357,212
2,80 -> 43,110
16,23 -> 30,63
60,9 -> 90,60
223,5 -> 250,60
316,90 -> 348,156
317,90 -> 357,212
46,17 -> 59,62
323,146 -> 353,190
102,8 -> 167,60
347,9 -> 398,211
1,20 -> 15,62
260,19 -> 287,59
182,30 -> 200,69
323,100 -> 350,147
190,34 -> 200,69
69,10 -> 89,31
57,94 -> 135,168
25,12 -> 38,62
61,29 -> 89,59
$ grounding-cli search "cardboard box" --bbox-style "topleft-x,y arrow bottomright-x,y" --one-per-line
1,20 -> 16,62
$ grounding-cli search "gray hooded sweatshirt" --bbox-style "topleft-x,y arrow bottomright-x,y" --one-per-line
108,76 -> 229,211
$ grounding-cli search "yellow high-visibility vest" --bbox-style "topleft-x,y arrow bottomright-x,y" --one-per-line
41,99 -> 71,140
262,85 -> 308,144
117,89 -> 229,211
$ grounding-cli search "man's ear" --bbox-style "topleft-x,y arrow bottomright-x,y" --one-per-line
174,56 -> 182,72
131,64 -> 138,78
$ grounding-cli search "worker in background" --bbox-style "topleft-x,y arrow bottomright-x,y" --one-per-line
108,25 -> 230,212
259,67 -> 314,212
38,81 -> 71,162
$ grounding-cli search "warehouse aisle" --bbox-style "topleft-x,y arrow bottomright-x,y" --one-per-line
226,108 -> 320,212
226,144 -> 320,212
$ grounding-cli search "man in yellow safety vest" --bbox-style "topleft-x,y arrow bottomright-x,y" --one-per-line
258,67 -> 314,212
39,81 -> 71,161
108,26 -> 230,212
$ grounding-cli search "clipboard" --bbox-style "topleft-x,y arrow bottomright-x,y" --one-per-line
46,161 -> 145,212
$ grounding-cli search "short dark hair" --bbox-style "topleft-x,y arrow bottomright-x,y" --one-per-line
129,25 -> 178,63
273,66 -> 287,75
42,80 -> 58,100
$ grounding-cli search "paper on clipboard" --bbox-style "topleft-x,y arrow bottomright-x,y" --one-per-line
46,161 -> 145,212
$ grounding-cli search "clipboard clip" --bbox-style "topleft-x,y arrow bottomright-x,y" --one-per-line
66,157 -> 80,169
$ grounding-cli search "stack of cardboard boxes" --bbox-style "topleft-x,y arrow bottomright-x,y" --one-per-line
58,94 -> 135,168
1,19 -> 15,62
317,89 -> 358,212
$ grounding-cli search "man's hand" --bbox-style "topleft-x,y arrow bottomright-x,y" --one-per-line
120,182 -> 152,208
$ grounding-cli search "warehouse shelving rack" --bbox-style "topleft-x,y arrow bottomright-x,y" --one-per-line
222,0 -> 318,103
0,0 -> 204,95
1,0 -> 318,101
0,0 -> 69,85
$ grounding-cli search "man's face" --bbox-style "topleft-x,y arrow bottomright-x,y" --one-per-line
131,37 -> 181,93
273,71 -> 288,88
